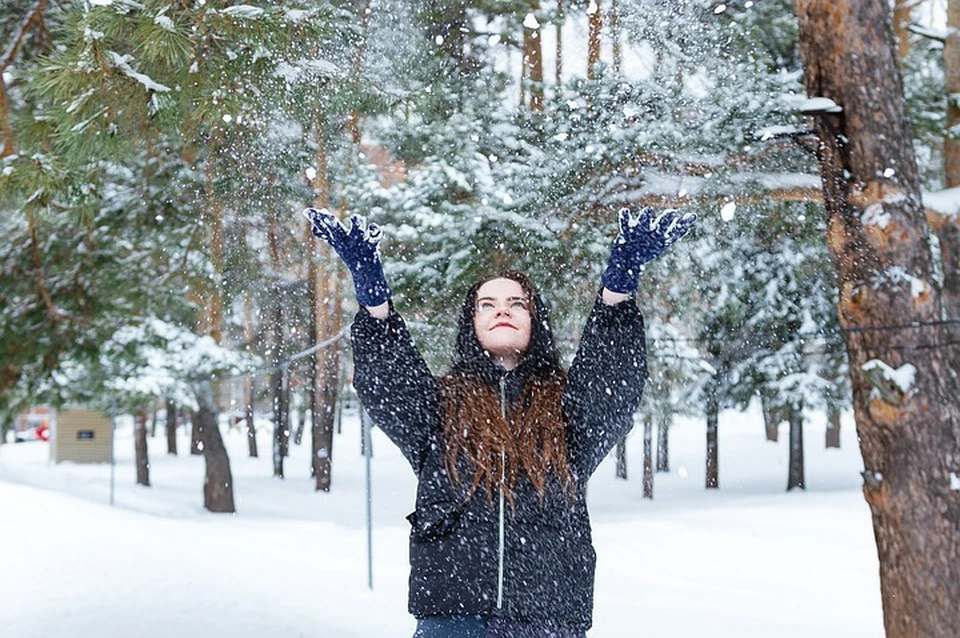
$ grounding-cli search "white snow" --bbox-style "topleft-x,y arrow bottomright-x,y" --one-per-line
0,405 -> 883,637
799,97 -> 843,114
861,359 -> 917,395
106,51 -> 171,93
523,13 -> 540,30
922,186 -> 960,218
220,5 -> 264,19
861,203 -> 891,229
950,472 -> 960,491
720,201 -> 737,221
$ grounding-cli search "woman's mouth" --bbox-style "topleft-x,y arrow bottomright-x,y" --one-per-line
492,322 -> 517,330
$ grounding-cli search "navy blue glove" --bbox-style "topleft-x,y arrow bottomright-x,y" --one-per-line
602,207 -> 697,294
304,208 -> 392,307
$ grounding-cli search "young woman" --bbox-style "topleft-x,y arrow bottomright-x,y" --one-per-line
305,207 -> 696,637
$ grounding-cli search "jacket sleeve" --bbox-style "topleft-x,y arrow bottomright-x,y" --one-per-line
563,293 -> 647,480
351,304 -> 440,473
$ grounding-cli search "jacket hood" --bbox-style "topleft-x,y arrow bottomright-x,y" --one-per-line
448,278 -> 562,385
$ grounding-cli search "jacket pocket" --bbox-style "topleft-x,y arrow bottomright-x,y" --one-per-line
406,501 -> 463,542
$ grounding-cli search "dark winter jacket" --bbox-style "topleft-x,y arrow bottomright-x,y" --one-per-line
351,292 -> 647,631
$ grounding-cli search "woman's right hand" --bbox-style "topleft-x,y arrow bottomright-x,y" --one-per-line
303,208 -> 392,308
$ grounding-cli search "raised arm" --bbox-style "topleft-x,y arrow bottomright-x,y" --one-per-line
304,208 -> 436,471
565,207 -> 697,479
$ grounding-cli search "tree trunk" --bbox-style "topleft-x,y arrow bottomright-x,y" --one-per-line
295,393 -> 307,445
655,413 -> 669,473
197,381 -> 235,513
705,379 -> 719,489
268,206 -> 285,479
893,0 -> 919,61
165,399 -> 177,455
939,1 -> 960,320
615,438 -> 627,479
149,407 -> 157,438
825,407 -> 841,449
555,0 -> 564,88
642,415 -> 653,499
610,0 -> 622,73
245,379 -> 258,458
787,406 -> 805,491
523,2 -> 544,111
309,118 -> 341,493
587,0 -> 602,80
281,368 -> 291,457
190,410 -> 202,455
795,2 -> 960,634
761,396 -> 781,442
134,409 -> 150,487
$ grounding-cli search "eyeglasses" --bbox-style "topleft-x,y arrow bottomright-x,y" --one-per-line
476,296 -> 530,313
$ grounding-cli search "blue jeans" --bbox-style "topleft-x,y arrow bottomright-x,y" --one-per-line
413,617 -> 586,638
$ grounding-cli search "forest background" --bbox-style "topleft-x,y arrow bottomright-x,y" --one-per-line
2,2 -> 960,636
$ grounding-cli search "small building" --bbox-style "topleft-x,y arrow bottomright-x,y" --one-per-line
51,407 -> 113,464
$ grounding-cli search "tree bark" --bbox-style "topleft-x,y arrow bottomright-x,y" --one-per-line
245,379 -> 257,458
555,0 -> 564,88
610,0 -> 622,73
134,409 -> 150,487
705,379 -> 719,489
825,407 -> 841,449
197,382 -> 235,513
190,410 -> 202,455
893,0 -> 919,61
642,415 -> 653,499
308,117 -> 342,492
149,407 -> 158,438
787,406 -> 805,491
615,438 -> 627,479
587,0 -> 602,80
795,1 -> 960,634
523,2 -> 544,111
655,413 -> 669,472
268,206 -> 285,479
761,396 -> 781,442
940,2 -> 960,321
165,399 -> 177,455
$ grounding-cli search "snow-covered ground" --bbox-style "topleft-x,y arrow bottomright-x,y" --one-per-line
0,404 -> 883,637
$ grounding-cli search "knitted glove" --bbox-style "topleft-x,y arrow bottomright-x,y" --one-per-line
303,208 -> 392,307
602,207 -> 697,294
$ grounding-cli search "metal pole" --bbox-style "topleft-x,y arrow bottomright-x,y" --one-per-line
363,405 -> 373,590
110,397 -> 117,506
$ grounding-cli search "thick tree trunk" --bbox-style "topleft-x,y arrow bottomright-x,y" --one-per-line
615,438 -> 627,479
197,382 -> 235,513
705,380 -> 719,489
787,406 -> 805,491
523,2 -> 544,111
134,410 -> 150,487
165,399 -> 177,455
761,396 -> 781,442
825,407 -> 841,449
642,415 -> 653,499
587,0 -> 602,80
795,2 -> 960,634
655,413 -> 669,473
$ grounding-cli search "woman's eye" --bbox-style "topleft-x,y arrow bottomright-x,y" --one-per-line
478,301 -> 495,310
512,301 -> 527,310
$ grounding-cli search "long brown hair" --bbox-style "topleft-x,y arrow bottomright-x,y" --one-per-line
440,271 -> 573,503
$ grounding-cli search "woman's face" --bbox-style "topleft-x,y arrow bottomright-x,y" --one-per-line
473,278 -> 532,369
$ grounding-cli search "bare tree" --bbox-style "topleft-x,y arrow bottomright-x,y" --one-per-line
587,0 -> 602,80
134,409 -> 150,487
795,1 -> 960,634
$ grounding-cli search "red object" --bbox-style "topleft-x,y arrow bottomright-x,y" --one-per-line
35,423 -> 49,441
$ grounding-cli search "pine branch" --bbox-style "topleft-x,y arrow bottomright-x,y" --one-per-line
1,0 -> 49,73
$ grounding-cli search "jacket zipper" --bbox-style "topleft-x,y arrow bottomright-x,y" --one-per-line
497,374 -> 506,610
